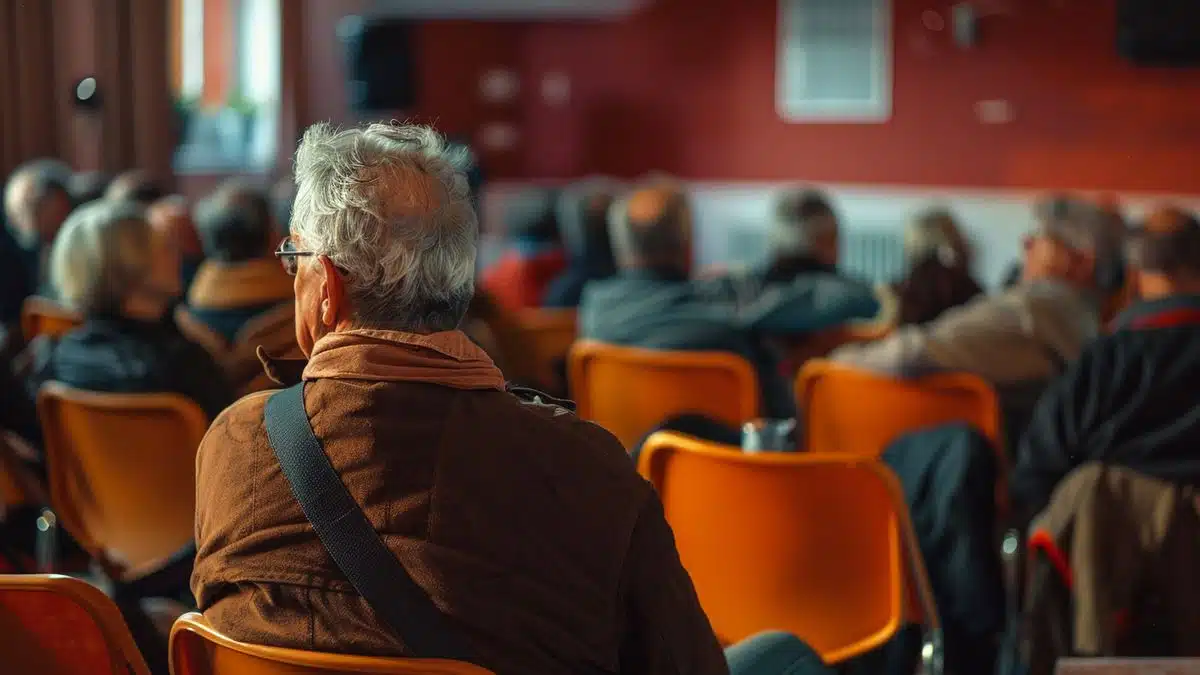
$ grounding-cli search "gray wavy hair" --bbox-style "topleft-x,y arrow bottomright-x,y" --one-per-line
290,122 -> 478,332
50,200 -> 154,315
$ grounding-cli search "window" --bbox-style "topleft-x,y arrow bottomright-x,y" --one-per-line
170,0 -> 281,172
777,0 -> 892,122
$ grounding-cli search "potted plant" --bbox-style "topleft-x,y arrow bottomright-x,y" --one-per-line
172,95 -> 199,144
225,93 -> 259,155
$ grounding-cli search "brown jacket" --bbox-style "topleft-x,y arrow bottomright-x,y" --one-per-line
1022,463 -> 1200,670
192,329 -> 726,675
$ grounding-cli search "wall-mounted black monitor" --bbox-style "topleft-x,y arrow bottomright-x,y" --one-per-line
1118,0 -> 1200,67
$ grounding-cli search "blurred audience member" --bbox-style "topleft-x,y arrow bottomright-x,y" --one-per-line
191,123 -> 731,673
105,169 -> 166,205
481,187 -> 566,309
3,158 -> 73,301
183,180 -> 291,342
1013,206 -> 1200,521
147,196 -> 205,289
763,188 -> 840,283
176,181 -> 297,394
891,207 -> 982,326
18,200 -> 232,424
832,196 -> 1120,439
580,184 -> 878,419
68,171 -> 112,207
542,179 -> 617,308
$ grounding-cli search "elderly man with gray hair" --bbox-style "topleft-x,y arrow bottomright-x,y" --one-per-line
2,158 -> 74,312
581,183 -> 880,420
195,122 -> 845,675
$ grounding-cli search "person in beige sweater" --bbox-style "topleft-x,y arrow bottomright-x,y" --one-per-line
831,196 -> 1124,438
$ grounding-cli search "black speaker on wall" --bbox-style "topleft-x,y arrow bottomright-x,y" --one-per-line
1117,0 -> 1200,67
340,16 -> 418,113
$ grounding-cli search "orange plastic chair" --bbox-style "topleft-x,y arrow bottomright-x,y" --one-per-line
0,574 -> 151,675
796,359 -> 1002,453
21,297 -> 83,343
569,340 -> 760,448
638,433 -> 941,669
170,612 -> 495,674
517,308 -> 577,389
37,382 -> 208,580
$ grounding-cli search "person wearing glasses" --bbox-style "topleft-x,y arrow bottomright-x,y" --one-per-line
17,199 -> 234,439
192,122 -> 848,675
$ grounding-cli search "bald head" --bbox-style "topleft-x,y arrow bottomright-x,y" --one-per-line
105,170 -> 166,205
147,196 -> 203,259
1127,206 -> 1200,299
610,185 -> 692,275
4,158 -> 73,248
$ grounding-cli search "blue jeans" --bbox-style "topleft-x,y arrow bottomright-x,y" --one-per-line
726,632 -> 834,675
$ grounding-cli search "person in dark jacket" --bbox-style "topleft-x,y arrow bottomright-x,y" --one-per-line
1013,205 -> 1200,522
3,158 -> 74,305
542,179 -> 617,308
19,200 -> 233,425
762,188 -> 841,283
580,184 -> 879,419
892,207 -> 983,326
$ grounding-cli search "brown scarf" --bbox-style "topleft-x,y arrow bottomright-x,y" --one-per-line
187,259 -> 295,310
301,329 -> 506,391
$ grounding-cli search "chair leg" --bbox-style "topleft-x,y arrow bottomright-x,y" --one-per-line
919,628 -> 944,675
35,508 -> 58,573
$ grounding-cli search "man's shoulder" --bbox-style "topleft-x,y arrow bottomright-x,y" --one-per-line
493,385 -> 636,465
201,389 -> 273,450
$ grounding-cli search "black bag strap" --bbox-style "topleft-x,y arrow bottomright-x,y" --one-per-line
263,382 -> 473,662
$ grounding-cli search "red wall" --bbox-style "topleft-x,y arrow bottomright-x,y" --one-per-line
303,0 -> 1200,193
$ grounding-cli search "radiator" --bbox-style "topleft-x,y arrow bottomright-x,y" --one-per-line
841,230 -> 906,284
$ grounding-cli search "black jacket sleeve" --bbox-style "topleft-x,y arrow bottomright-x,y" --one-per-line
1011,345 -> 1101,523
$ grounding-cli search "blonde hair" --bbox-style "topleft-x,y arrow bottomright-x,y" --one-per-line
50,200 -> 154,315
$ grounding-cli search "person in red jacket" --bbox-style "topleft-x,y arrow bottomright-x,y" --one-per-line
481,187 -> 566,310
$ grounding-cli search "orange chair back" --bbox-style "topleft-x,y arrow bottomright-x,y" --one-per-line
796,359 -> 1001,455
170,612 -> 495,674
517,308 -> 577,389
37,382 -> 208,580
569,340 -> 759,448
638,433 -> 938,664
0,574 -> 150,675
21,297 -> 82,343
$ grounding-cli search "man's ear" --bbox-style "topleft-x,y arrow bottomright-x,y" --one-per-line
318,255 -> 343,327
